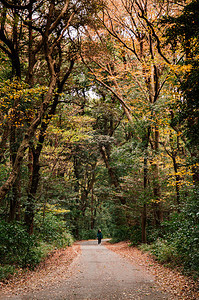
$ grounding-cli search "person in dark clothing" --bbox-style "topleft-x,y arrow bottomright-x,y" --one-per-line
97,229 -> 103,245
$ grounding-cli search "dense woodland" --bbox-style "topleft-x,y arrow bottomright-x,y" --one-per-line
0,0 -> 198,281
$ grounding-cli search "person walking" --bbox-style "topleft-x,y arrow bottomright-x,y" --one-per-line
97,229 -> 103,245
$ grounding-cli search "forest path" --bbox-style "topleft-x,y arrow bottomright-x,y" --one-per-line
1,240 -> 173,300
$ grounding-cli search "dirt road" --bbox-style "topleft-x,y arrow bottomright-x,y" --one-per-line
1,240 -> 173,300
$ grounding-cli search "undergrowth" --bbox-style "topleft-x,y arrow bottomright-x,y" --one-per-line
0,212 -> 74,282
139,190 -> 199,279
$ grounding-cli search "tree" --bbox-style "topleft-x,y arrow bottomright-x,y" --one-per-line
79,0 -> 178,239
162,0 -> 199,183
0,0 -> 103,232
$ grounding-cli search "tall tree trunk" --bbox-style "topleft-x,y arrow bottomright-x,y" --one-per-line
73,153 -> 81,238
9,122 -> 22,221
172,156 -> 180,206
141,127 -> 150,243
9,175 -> 21,221
26,2 -> 35,86
91,187 -> 94,230
24,87 -> 71,233
141,156 -> 147,243
100,145 -> 126,204
152,124 -> 162,226
191,148 -> 199,184
24,146 -> 40,234
0,122 -> 9,163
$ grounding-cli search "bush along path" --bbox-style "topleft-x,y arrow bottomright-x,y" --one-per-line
0,240 -> 198,299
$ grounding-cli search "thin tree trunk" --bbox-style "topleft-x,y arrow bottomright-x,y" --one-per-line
152,124 -> 162,226
9,120 -> 22,221
141,157 -> 147,243
24,147 -> 40,234
26,2 -> 35,86
8,175 -> 21,221
141,127 -> 150,243
0,122 -> 9,163
191,148 -> 199,184
172,156 -> 180,206
91,188 -> 94,230
100,145 -> 126,204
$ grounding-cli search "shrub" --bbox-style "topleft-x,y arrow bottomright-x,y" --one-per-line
54,231 -> 74,248
140,239 -> 177,264
129,225 -> 142,245
141,188 -> 199,276
78,229 -> 97,240
0,265 -> 16,282
151,239 -> 177,263
0,213 -> 74,281
34,212 -> 74,248
163,189 -> 199,274
0,220 -> 42,269
109,205 -> 131,242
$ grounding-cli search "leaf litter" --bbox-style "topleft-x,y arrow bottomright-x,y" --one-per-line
104,241 -> 199,300
0,244 -> 81,298
0,241 -> 198,300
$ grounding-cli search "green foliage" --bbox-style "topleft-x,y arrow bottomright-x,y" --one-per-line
163,0 -> 199,146
109,209 -> 131,242
146,225 -> 165,244
138,243 -> 151,252
140,189 -> 199,276
150,239 -> 177,263
0,213 -> 74,281
0,220 -> 41,269
180,61 -> 199,146
34,212 -> 74,248
0,165 -> 10,186
129,225 -> 142,245
0,52 -> 12,81
78,229 -> 97,240
36,242 -> 55,260
163,189 -> 199,274
0,265 -> 16,282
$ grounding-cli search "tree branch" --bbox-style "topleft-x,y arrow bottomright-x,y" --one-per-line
0,0 -> 35,10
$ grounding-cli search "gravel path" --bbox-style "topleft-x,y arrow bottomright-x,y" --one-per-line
0,240 -> 173,300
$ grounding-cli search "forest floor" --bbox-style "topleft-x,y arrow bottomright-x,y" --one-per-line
0,244 -> 81,299
105,241 -> 198,300
0,240 -> 198,299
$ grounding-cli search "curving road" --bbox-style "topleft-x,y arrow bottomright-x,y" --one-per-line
1,240 -> 173,300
